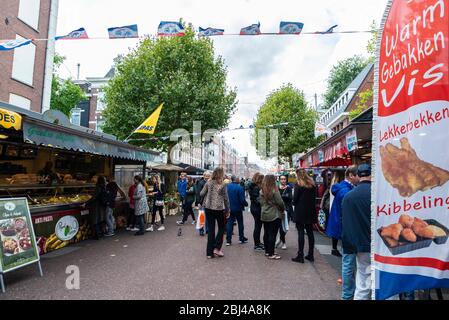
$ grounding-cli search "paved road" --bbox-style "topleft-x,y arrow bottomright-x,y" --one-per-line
1,210 -> 341,300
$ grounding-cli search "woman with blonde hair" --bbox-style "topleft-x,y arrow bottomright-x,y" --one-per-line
200,167 -> 230,259
259,175 -> 285,260
292,169 -> 317,263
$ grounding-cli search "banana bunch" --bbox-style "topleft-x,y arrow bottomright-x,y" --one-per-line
75,223 -> 89,242
44,234 -> 69,253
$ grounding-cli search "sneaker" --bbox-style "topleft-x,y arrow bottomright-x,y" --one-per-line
331,249 -> 342,257
146,225 -> 154,232
239,237 -> 248,244
125,227 -> 132,231
254,245 -> 265,251
226,242 -> 231,246
157,225 -> 165,231
268,254 -> 281,260
104,233 -> 115,237
292,256 -> 304,263
176,221 -> 185,225
131,227 -> 139,232
207,256 -> 214,259
281,243 -> 287,250
192,221 -> 196,225
213,249 -> 224,257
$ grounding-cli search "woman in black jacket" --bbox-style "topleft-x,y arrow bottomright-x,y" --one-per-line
292,169 -> 317,263
147,175 -> 166,232
278,175 -> 293,250
249,172 -> 265,251
84,176 -> 108,240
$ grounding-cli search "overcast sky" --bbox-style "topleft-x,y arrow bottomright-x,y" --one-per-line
55,0 -> 388,170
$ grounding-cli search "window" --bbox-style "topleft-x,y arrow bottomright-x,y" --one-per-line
70,108 -> 83,126
11,35 -> 36,86
96,119 -> 105,132
18,0 -> 41,30
9,93 -> 31,110
96,92 -> 106,111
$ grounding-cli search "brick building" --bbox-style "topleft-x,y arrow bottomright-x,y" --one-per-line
0,0 -> 58,113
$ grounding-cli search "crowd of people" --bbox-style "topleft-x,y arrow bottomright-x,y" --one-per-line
85,164 -> 378,300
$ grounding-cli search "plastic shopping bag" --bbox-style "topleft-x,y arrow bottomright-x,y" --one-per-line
196,208 -> 205,230
282,210 -> 289,233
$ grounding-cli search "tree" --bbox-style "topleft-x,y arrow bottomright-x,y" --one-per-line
349,89 -> 373,120
254,84 -> 318,161
367,20 -> 379,61
323,55 -> 369,109
50,53 -> 86,117
102,27 -> 237,161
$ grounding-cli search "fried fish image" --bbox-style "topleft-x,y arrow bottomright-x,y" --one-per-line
381,223 -> 404,241
380,138 -> 449,197
399,214 -> 414,228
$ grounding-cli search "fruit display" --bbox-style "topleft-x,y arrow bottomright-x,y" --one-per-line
43,221 -> 90,253
28,194 -> 92,207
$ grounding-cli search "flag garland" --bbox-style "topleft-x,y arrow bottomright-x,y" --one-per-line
0,22 -> 375,49
198,27 -> 225,37
0,38 -> 32,51
56,27 -> 89,40
158,21 -> 186,36
108,24 -> 139,39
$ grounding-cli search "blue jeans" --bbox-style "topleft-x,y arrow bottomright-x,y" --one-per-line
226,211 -> 244,242
105,207 -> 114,235
342,253 -> 357,300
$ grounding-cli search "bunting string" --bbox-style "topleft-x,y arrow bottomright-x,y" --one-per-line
0,20 -> 376,50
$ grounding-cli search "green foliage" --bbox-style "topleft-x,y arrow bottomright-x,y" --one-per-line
50,53 -> 86,117
254,84 -> 318,161
323,55 -> 369,109
367,20 -> 379,62
349,89 -> 373,120
102,27 -> 237,154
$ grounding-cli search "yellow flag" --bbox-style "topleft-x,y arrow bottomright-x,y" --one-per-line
134,103 -> 164,135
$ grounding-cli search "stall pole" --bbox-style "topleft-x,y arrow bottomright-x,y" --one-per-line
37,261 -> 43,277
0,273 -> 5,293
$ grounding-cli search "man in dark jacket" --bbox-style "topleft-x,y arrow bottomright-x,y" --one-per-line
226,176 -> 248,245
195,171 -> 211,207
342,164 -> 371,300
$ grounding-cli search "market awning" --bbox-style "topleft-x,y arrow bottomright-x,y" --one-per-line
300,122 -> 371,168
152,164 -> 183,172
177,163 -> 205,175
21,120 -> 161,163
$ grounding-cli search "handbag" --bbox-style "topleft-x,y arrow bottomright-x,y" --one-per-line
196,208 -> 205,230
318,209 -> 326,230
155,200 -> 164,207
282,210 -> 289,233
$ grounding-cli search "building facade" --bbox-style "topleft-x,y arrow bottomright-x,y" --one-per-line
0,0 -> 58,113
74,67 -> 114,131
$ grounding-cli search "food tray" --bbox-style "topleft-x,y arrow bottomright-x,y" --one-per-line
378,229 -> 432,256
425,219 -> 449,245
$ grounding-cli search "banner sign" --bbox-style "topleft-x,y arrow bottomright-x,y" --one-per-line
373,0 -> 449,300
0,108 -> 22,130
0,198 -> 39,273
346,129 -> 358,152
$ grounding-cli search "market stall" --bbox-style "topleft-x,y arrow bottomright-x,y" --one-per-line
0,102 -> 162,254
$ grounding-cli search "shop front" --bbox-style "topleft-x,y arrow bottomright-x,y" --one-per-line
0,102 -> 162,254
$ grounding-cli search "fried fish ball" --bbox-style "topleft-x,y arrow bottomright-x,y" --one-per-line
381,223 -> 404,241
414,226 -> 435,239
401,228 -> 417,242
384,236 -> 399,247
412,218 -> 428,234
399,214 -> 414,228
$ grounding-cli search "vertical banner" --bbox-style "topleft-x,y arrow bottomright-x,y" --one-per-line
373,0 -> 449,299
